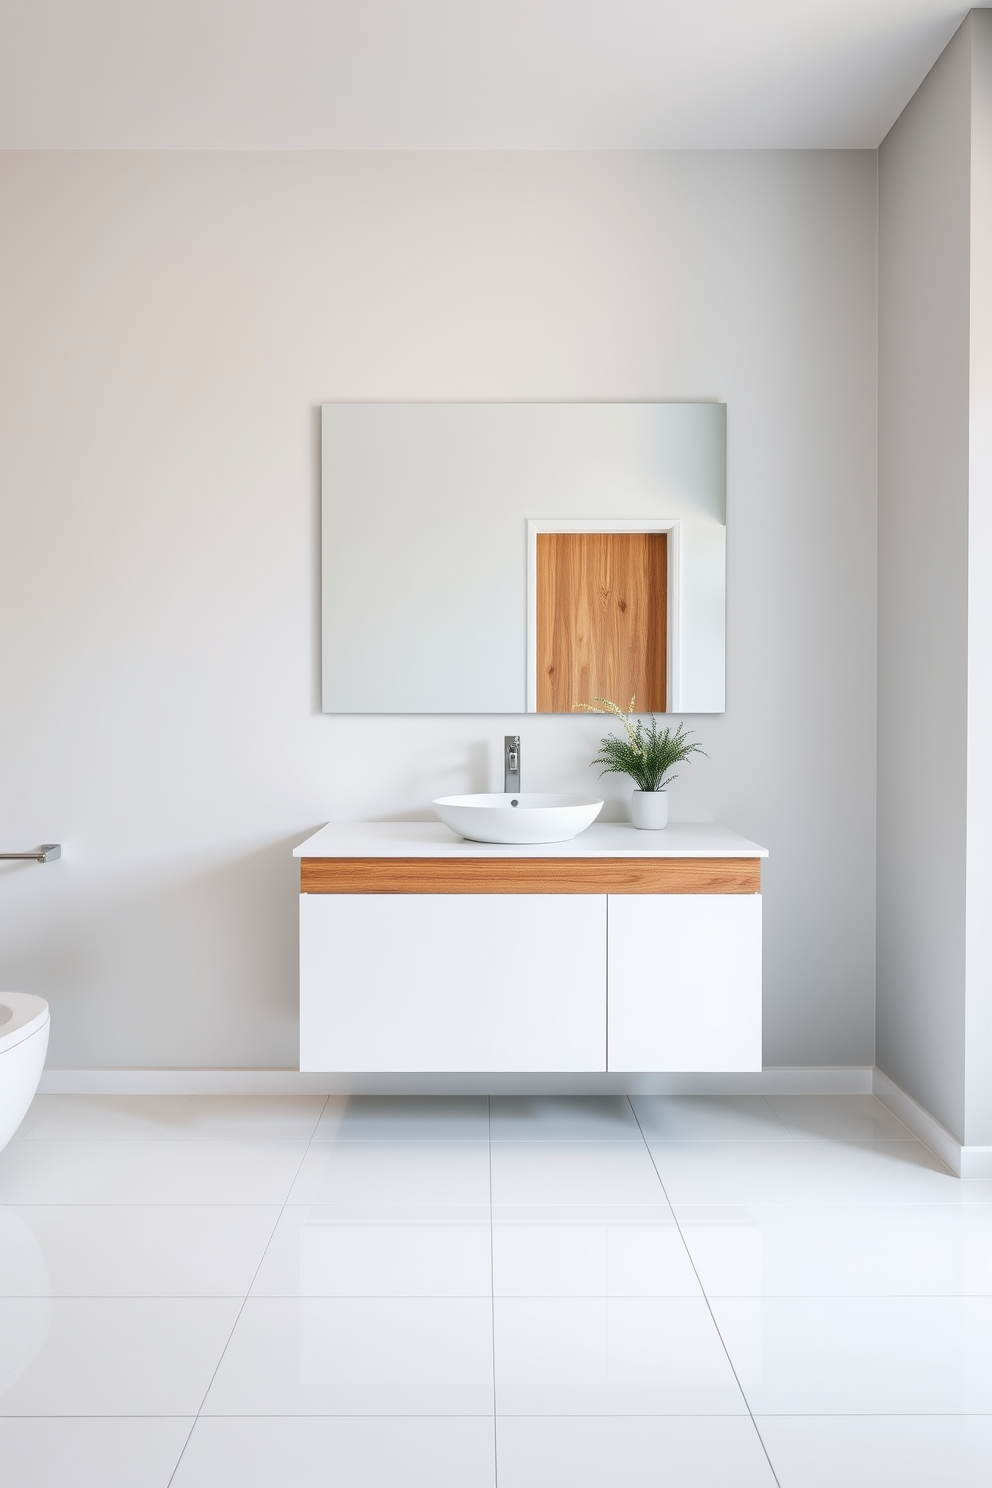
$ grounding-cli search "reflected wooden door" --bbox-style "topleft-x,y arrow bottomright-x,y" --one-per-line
536,531 -> 667,713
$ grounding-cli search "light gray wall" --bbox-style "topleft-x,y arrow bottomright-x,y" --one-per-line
877,11 -> 992,1145
964,11 -> 992,1145
877,22 -> 973,1139
0,150 -> 877,1071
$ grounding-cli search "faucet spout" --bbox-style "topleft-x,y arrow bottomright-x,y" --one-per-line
504,735 -> 521,794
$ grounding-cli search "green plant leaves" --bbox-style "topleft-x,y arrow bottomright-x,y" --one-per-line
578,698 -> 705,792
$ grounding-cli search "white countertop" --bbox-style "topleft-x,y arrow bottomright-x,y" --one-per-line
294,821 -> 768,859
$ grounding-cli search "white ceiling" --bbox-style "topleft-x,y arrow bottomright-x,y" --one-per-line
0,0 -> 979,150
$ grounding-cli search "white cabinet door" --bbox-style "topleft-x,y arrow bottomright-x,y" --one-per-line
301,894 -> 606,1073
607,895 -> 761,1072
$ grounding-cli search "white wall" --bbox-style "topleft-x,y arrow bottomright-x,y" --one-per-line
0,150 -> 877,1071
877,11 -> 992,1145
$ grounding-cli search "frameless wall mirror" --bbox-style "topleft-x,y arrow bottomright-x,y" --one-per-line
321,402 -> 726,714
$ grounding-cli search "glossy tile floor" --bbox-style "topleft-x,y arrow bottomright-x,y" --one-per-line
2,1093 -> 992,1485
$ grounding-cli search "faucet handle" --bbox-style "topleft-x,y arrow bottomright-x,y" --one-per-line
504,735 -> 521,790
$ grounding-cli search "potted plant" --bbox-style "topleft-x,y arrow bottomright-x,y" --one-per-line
576,697 -> 705,829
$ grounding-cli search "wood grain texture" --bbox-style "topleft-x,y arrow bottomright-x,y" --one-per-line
536,530 -> 667,713
300,857 -> 760,895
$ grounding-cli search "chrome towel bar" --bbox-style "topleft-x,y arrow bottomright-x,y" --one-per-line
0,845 -> 61,863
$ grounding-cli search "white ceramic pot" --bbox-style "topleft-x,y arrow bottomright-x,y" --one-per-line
630,789 -> 669,830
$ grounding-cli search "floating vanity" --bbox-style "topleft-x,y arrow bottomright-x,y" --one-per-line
295,822 -> 767,1078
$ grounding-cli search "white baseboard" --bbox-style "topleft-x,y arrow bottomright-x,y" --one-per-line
959,1147 -> 992,1180
875,1102 -> 992,1178
871,1067 -> 962,1174
38,1065 -> 874,1097
871,1067 -> 992,1179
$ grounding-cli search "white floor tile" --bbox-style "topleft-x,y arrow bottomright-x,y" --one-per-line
490,1141 -> 668,1208
677,1202 -> 992,1296
490,1097 -> 642,1141
493,1203 -> 675,1226
0,1140 -> 308,1205
287,1140 -> 491,1208
712,1296 -> 992,1414
21,1097 -> 192,1140
0,1417 -> 192,1488
9,1096 -> 66,1140
0,1205 -> 280,1297
250,1205 -> 492,1297
314,1096 -> 490,1142
631,1095 -> 792,1141
765,1094 -> 914,1141
172,1415 -> 496,1487
497,1415 -> 777,1487
493,1297 -> 746,1414
493,1213 -> 701,1297
757,1414 -> 992,1488
168,1096 -> 327,1141
202,1296 -> 494,1415
647,1138 -> 973,1206
10,1095 -> 992,1477
21,1096 -> 327,1144
0,1297 -> 240,1415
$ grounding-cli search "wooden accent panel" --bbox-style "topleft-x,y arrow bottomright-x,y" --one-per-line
301,857 -> 760,895
536,531 -> 667,713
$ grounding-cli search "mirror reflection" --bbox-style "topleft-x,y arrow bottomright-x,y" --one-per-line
321,402 -> 726,714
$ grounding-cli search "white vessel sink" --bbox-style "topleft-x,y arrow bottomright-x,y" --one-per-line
432,793 -> 604,845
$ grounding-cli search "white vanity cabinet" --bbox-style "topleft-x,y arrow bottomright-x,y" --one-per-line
606,895 -> 762,1072
296,822 -> 766,1077
300,893 -> 606,1073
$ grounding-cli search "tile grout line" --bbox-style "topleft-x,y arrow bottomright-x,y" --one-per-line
164,1094 -> 332,1488
15,1094 -> 69,1138
488,1095 -> 499,1488
625,1096 -> 783,1488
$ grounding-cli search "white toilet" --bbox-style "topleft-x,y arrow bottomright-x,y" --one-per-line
0,993 -> 50,1152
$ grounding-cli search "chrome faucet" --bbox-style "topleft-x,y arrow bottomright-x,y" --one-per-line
504,735 -> 521,794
